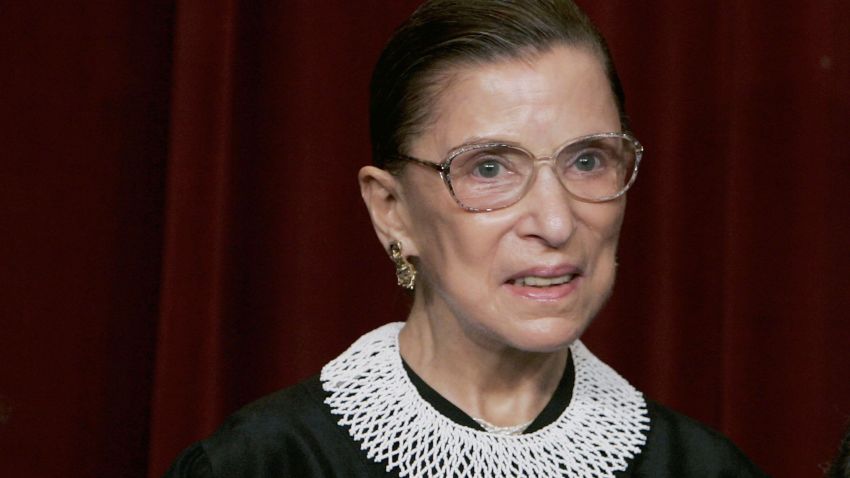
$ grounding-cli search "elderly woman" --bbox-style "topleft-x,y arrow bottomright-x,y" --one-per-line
166,1 -> 768,477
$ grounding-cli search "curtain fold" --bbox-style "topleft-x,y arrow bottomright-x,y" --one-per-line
0,2 -> 847,477
148,0 -> 240,470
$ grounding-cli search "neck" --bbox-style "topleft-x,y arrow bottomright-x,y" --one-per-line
399,301 -> 569,428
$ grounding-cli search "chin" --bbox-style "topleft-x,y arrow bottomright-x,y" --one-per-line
500,316 -> 592,353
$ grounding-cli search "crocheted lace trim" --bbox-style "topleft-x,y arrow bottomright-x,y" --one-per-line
321,322 -> 649,478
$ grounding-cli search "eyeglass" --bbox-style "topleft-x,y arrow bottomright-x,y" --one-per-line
391,132 -> 644,212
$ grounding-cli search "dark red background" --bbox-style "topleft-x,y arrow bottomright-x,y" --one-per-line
1,1 -> 848,477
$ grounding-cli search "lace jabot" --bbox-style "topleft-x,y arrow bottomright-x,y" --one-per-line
320,322 -> 649,477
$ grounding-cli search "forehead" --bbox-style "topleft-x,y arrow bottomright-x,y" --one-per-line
418,45 -> 619,155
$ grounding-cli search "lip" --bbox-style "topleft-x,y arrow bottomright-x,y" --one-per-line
506,264 -> 582,281
503,264 -> 583,301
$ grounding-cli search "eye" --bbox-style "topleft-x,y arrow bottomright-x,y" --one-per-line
450,145 -> 525,182
473,159 -> 503,178
564,148 -> 612,175
574,153 -> 601,172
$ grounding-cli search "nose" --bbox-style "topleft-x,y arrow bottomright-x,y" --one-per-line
513,164 -> 576,248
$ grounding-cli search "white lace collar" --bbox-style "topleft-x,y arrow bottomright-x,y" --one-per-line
321,322 -> 649,477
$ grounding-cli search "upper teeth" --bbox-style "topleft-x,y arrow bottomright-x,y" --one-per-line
513,274 -> 575,287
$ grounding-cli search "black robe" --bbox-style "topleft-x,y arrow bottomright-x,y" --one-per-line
165,358 -> 769,477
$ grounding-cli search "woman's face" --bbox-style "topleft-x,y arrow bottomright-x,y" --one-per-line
399,45 -> 626,352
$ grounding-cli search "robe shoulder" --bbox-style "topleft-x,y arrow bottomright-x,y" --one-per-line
634,399 -> 770,477
162,375 -> 388,478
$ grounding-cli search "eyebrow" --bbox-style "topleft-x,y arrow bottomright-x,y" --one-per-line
455,135 -> 516,145
446,136 -> 520,154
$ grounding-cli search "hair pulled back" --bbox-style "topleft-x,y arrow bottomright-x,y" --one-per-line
369,0 -> 627,171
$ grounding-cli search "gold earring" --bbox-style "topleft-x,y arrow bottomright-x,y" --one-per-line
389,241 -> 416,290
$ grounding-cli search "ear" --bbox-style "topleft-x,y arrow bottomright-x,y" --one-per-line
358,166 -> 418,256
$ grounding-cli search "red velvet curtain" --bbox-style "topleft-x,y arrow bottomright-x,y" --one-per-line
1,2 -> 848,477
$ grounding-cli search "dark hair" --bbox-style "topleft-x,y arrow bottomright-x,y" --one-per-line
369,0 -> 628,171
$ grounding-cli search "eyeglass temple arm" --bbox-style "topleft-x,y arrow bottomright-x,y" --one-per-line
389,154 -> 448,173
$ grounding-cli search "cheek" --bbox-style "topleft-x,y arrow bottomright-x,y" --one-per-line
576,199 -> 625,246
417,215 -> 511,290
572,200 -> 626,282
402,178 -> 489,281
404,194 -> 514,295
567,202 -> 625,322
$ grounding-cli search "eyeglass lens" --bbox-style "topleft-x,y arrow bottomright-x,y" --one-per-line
448,136 -> 638,210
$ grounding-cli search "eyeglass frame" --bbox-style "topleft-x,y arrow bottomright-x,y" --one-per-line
388,131 -> 644,212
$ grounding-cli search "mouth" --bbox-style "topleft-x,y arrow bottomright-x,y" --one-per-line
509,274 -> 577,288
504,265 -> 583,301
